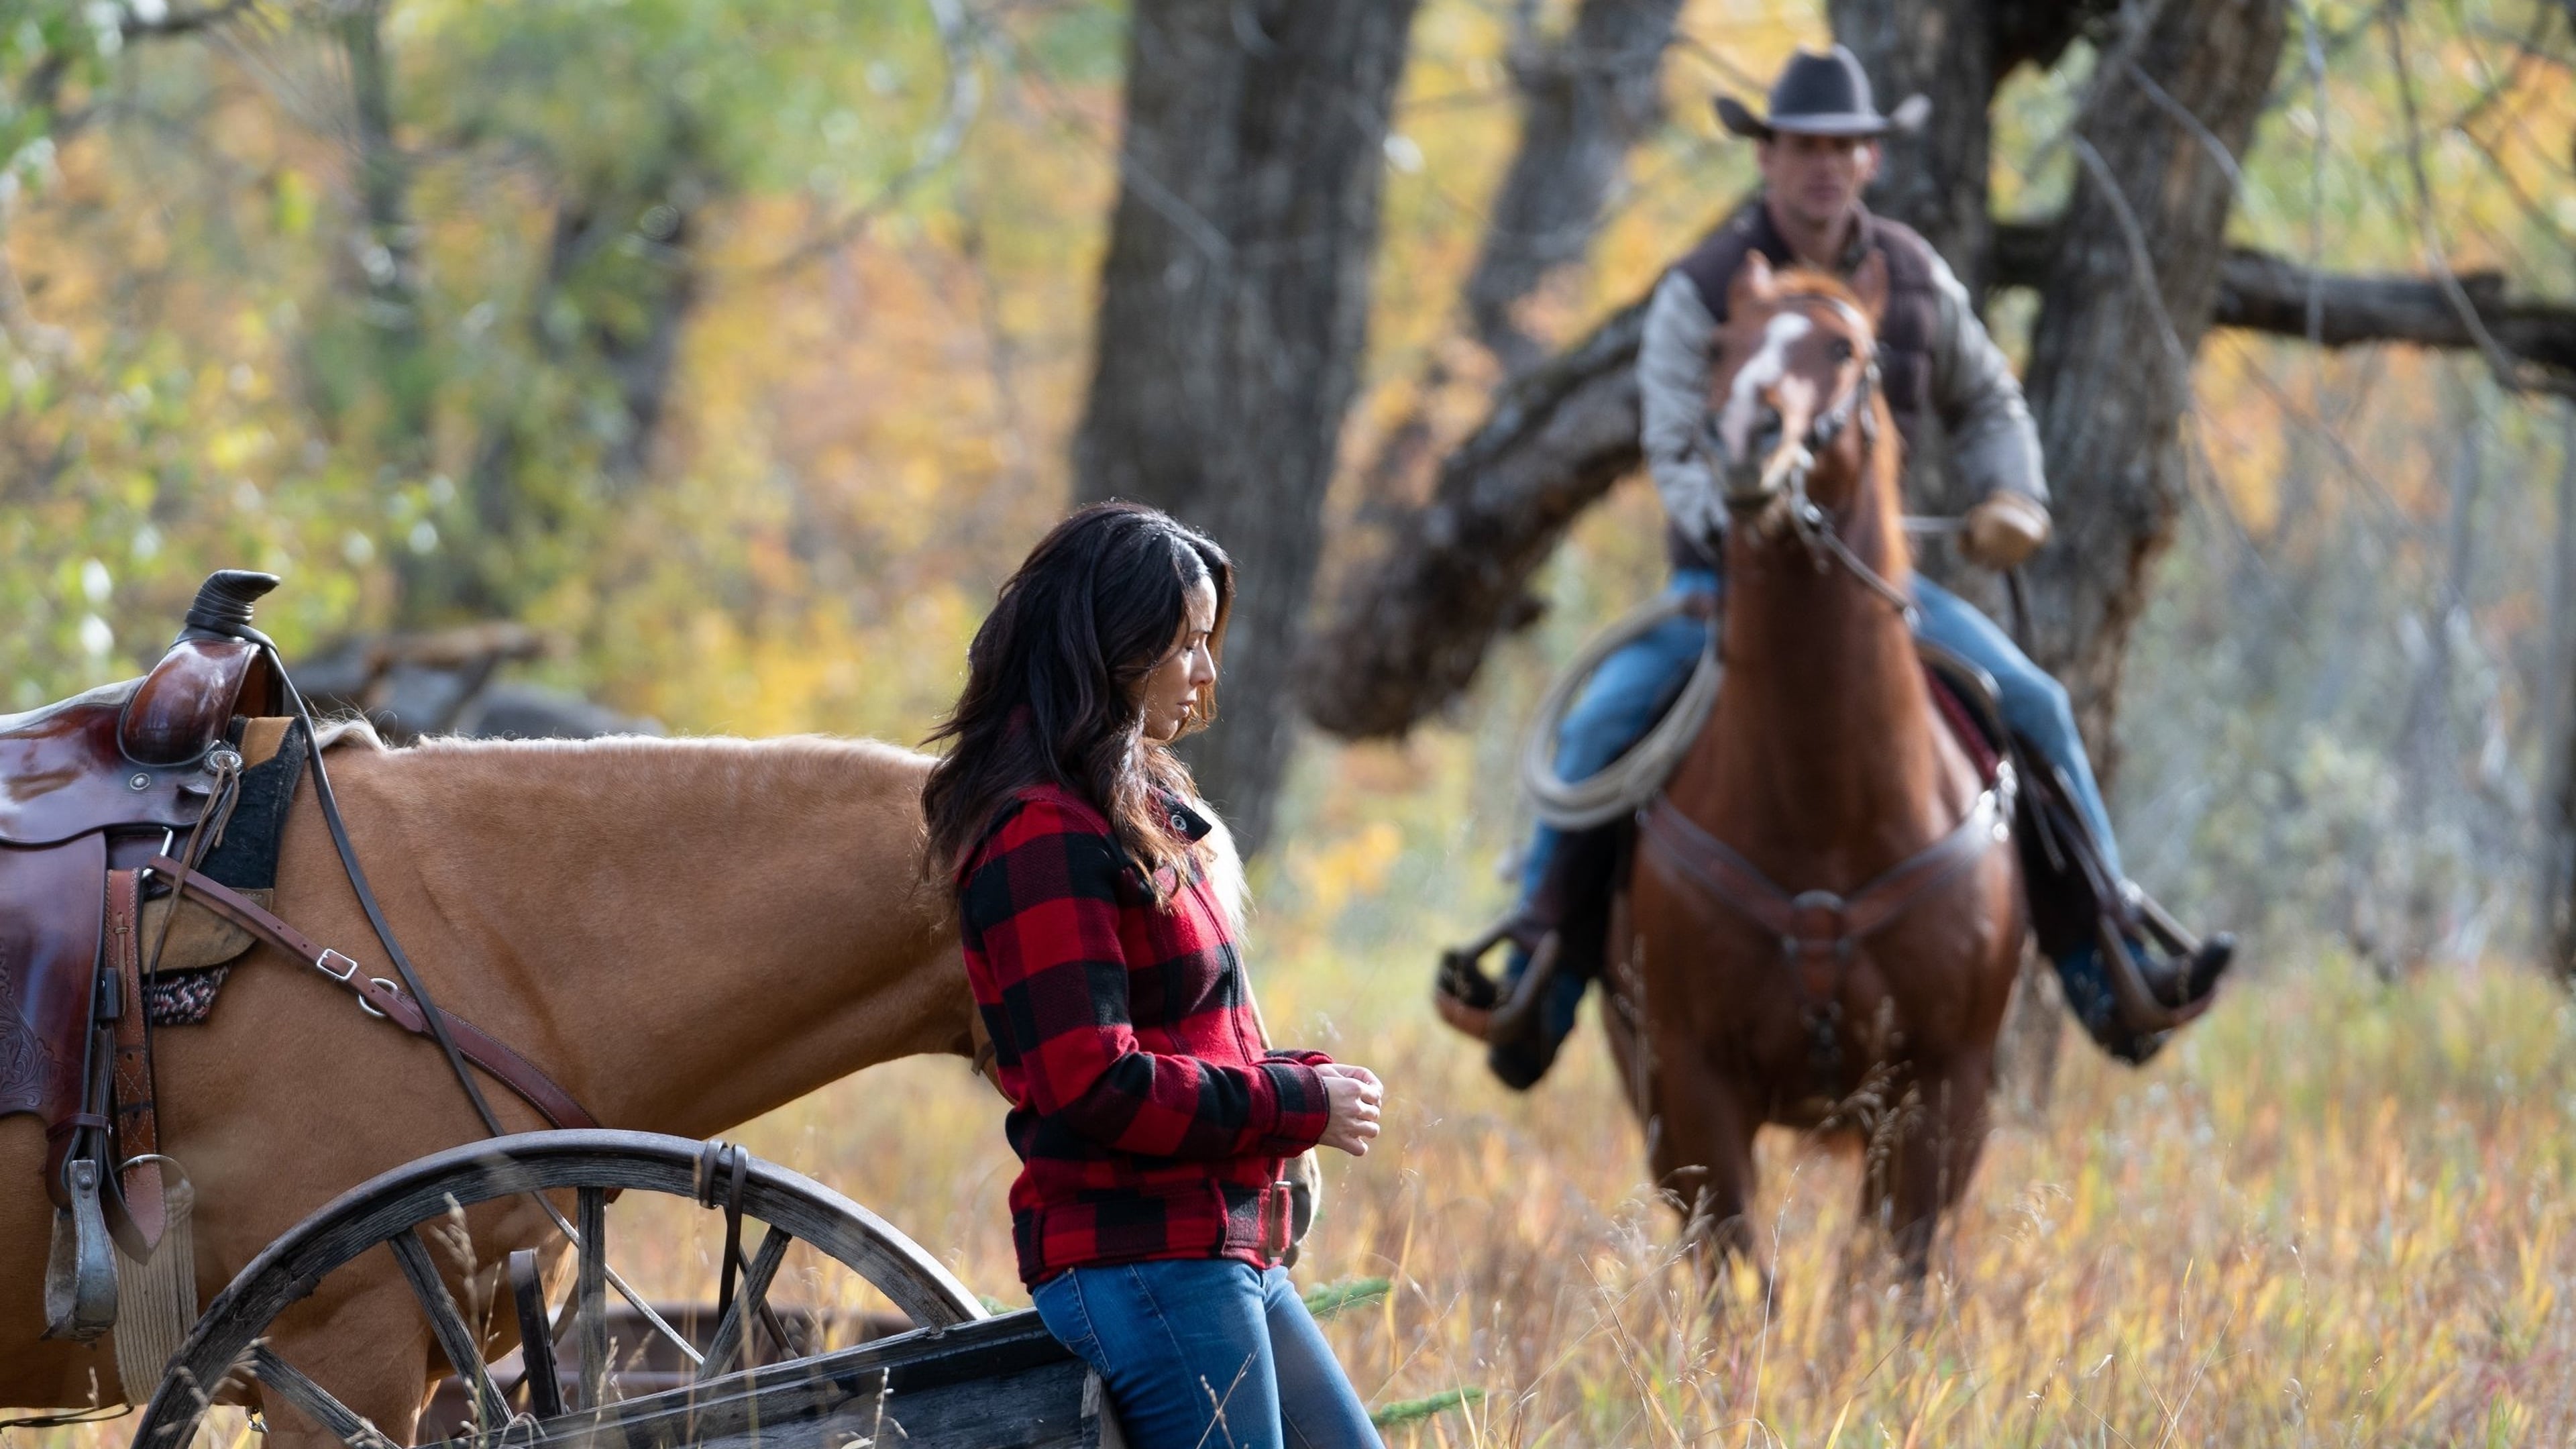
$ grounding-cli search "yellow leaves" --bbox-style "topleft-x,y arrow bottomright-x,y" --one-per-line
204,424 -> 273,474
1295,819 -> 1407,924
270,168 -> 317,239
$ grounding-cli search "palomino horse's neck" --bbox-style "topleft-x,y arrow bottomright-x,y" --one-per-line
1699,433 -> 1951,862
325,734 -> 971,1138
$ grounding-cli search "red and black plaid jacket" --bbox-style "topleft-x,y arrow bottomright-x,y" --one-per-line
959,783 -> 1334,1287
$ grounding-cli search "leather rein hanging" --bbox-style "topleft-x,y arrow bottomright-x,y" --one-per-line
146,618 -> 594,1135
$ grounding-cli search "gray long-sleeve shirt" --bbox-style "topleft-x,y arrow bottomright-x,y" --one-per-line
1638,201 -> 2045,558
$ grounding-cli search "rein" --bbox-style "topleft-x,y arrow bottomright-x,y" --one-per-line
180,597 -> 519,1137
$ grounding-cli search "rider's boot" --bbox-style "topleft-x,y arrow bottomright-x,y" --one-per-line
1435,927 -> 1582,1090
2053,928 -> 2234,1065
2017,750 -> 2235,1063
1434,918 -> 1555,1042
1436,822 -> 1623,1090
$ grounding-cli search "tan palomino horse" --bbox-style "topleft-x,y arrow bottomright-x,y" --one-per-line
0,731 -> 975,1440
1613,254 -> 2024,1286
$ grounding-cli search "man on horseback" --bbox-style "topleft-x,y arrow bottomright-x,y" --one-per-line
1436,44 -> 2233,1087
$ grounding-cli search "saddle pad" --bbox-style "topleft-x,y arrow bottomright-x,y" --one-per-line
1925,674 -> 2003,786
138,720 -> 309,1026
144,967 -> 230,1027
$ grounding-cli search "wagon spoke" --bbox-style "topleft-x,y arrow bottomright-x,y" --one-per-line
506,1249 -> 564,1420
246,1346 -> 394,1449
574,1186 -> 609,1411
696,1224 -> 794,1382
386,1228 -> 510,1432
539,1194 -> 704,1372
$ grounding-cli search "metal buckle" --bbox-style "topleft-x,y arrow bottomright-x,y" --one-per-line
315,949 -> 360,983
358,979 -> 397,1020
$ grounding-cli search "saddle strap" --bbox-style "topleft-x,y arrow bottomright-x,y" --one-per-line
1638,778 -> 2011,971
144,856 -> 599,1133
104,869 -> 166,1254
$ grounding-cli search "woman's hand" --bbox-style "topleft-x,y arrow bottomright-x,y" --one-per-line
1315,1063 -> 1383,1157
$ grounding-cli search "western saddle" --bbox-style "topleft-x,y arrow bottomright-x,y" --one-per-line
4,571 -> 597,1354
1,572 -> 283,1340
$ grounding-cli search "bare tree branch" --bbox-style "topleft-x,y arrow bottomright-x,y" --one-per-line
1303,229 -> 2576,739
1988,222 -> 2576,391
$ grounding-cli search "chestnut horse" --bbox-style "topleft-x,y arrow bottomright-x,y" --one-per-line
0,731 -> 979,1442
1613,254 -> 2024,1285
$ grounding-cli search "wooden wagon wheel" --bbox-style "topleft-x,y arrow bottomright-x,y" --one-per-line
130,1129 -> 998,1449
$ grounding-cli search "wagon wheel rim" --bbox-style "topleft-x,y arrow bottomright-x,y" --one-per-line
132,1129 -> 985,1449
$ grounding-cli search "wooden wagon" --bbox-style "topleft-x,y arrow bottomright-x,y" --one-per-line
134,1129 -> 1124,1449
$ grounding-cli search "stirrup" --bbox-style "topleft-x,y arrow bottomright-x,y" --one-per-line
1434,924 -> 1562,1044
2121,885 -> 2236,1006
43,1157 -> 117,1342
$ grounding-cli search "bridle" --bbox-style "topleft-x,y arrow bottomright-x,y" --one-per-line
1711,290 -> 1917,623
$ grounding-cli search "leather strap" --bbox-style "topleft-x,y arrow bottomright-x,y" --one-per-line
1639,777 -> 2011,1000
104,869 -> 166,1252
145,855 -> 598,1132
289,708 -> 507,1139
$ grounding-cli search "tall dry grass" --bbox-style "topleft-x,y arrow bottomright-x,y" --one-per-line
693,938 -> 2576,1448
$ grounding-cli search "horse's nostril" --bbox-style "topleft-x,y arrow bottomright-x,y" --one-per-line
1751,409 -> 1784,458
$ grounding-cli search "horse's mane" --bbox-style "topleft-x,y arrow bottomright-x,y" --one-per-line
374,730 -> 936,812
1767,267 -> 1909,584
405,727 -> 927,762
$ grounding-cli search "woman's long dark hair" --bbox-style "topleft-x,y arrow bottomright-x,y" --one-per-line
923,501 -> 1234,889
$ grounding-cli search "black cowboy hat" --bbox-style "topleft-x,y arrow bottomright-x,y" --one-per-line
1716,44 -> 1929,140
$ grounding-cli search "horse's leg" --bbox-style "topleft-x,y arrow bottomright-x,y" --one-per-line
250,1283 -> 438,1449
1599,898 -> 1658,1126
1879,1053 -> 1995,1287
1648,1049 -> 1763,1307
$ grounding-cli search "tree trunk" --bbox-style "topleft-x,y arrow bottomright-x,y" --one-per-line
1464,0 -> 1685,372
1300,296 -> 1652,740
2017,0 -> 2290,769
2546,404 -> 2576,982
1829,0 -> 1997,285
1074,0 -> 1421,853
336,0 -> 423,353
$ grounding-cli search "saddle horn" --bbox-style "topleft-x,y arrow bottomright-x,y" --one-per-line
180,570 -> 280,640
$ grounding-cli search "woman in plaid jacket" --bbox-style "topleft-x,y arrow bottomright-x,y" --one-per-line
924,502 -> 1387,1449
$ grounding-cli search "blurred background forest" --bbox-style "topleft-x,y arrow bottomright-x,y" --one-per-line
4,0 -> 2571,982
10,1 -> 2576,1442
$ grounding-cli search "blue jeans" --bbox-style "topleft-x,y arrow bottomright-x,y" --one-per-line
1033,1260 -> 1382,1449
1517,570 -> 2126,947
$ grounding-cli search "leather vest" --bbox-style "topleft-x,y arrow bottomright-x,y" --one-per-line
1665,199 -> 1942,571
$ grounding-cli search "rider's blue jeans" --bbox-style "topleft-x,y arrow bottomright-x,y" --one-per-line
1517,568 -> 2125,932
1033,1260 -> 1382,1449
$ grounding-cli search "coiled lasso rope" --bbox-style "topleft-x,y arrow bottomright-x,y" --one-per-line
1521,518 -> 1999,831
1519,592 -> 1723,830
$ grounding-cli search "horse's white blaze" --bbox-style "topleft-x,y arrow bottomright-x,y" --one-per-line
1719,311 -> 1812,464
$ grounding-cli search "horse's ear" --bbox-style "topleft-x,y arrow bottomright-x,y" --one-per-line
1850,250 -> 1890,326
1731,252 -> 1776,313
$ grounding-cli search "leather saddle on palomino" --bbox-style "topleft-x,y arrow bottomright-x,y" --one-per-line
1437,641 -> 2224,1081
1,574 -> 296,1341
4,572 -> 598,1359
